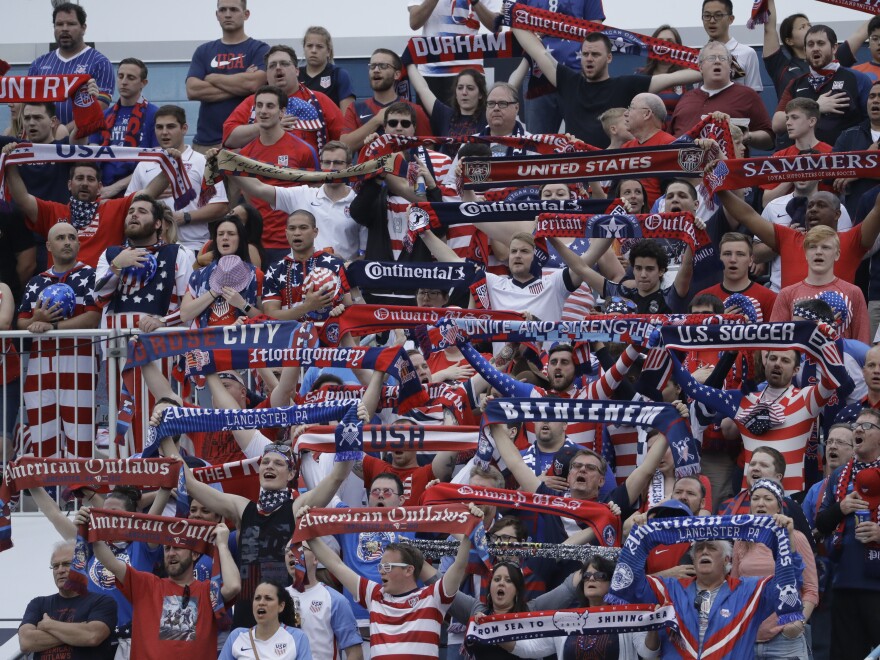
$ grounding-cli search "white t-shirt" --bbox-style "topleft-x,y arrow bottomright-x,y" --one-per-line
485,269 -> 573,321
220,625 -> 309,660
286,582 -> 362,660
275,185 -> 364,260
126,145 -> 228,250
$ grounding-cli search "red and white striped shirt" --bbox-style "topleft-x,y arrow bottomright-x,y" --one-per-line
358,577 -> 452,660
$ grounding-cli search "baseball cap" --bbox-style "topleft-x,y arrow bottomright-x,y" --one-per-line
648,499 -> 693,518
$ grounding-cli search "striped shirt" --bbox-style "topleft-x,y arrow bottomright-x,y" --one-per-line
28,47 -> 114,124
358,578 -> 452,660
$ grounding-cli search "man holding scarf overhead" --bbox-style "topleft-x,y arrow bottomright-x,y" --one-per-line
816,407 -> 880,659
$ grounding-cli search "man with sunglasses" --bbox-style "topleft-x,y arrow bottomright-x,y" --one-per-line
232,140 -> 364,260
341,49 -> 431,153
19,542 -> 117,659
816,409 -> 880,658
79,510 -> 240,659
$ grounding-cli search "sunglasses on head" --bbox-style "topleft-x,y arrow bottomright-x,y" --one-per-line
262,443 -> 294,458
385,119 -> 412,128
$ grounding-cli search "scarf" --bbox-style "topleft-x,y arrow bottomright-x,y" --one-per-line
147,401 -> 356,457
292,503 -> 480,542
124,321 -> 427,414
832,458 -> 880,564
0,74 -> 104,136
0,142 -> 195,209
68,197 -> 100,231
808,61 -> 841,92
423,482 -> 622,546
243,84 -> 329,151
748,0 -> 771,28
703,150 -> 880,198
607,514 -> 804,626
461,143 -> 709,190
466,605 -> 678,644
402,31 -> 522,68
502,2 -> 700,71
659,321 -> 845,388
68,508 -> 226,619
100,99 -> 149,147
345,260 -> 479,292
405,197 -> 613,250
677,116 -> 736,160
0,457 -> 180,553
320,304 -> 522,345
363,132 -> 597,161
535,211 -> 707,256
296,424 -> 479,453
257,487 -> 291,516
482,397 -> 699,480
407,537 -> 621,562
816,0 -> 880,14
435,316 -> 657,347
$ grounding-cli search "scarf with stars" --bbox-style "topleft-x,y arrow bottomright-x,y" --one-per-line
257,487 -> 291,516
68,197 -> 100,230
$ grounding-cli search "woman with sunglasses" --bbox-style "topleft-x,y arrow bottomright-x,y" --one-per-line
731,478 -> 816,658
220,581 -> 311,659
501,556 -> 659,659
180,214 -> 263,328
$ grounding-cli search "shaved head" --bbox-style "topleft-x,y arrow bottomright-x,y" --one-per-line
47,222 -> 78,241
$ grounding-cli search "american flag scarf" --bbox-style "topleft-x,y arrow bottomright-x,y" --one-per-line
244,84 -> 329,152
295,424 -> 479,454
0,142 -> 195,209
607,514 -> 805,626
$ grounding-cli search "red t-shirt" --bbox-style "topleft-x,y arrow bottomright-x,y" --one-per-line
30,194 -> 134,267
221,85 -> 344,152
362,455 -> 435,506
770,276 -> 870,343
774,223 -> 867,289
342,97 -> 432,141
238,133 -> 320,249
695,281 -> 778,323
620,130 -> 675,205
119,568 -> 220,660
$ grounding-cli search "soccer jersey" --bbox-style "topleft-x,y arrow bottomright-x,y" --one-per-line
28,47 -> 114,124
285,582 -> 362,660
485,269 -> 575,319
275,185 -> 362,260
220,625 -> 311,660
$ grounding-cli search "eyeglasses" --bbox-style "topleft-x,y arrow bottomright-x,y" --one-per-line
377,562 -> 411,573
700,54 -> 730,64
385,119 -> 412,129
702,12 -> 731,21
368,62 -> 397,71
263,443 -> 294,457
49,561 -> 72,571
489,534 -> 519,544
826,438 -> 854,448
486,100 -> 516,109
582,570 -> 610,582
570,461 -> 601,473
852,421 -> 880,433
320,159 -> 348,167
267,60 -> 295,70
181,584 -> 191,610
370,487 -> 399,497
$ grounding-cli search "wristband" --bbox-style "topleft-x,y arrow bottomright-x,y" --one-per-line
183,212 -> 192,225
52,322 -> 58,330
156,397 -> 180,407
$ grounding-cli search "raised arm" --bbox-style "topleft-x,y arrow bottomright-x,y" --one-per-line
230,172 -> 277,206
717,189 -> 777,249
205,373 -> 268,453
29,487 -> 77,541
668,350 -> 740,418
624,432 -> 668,505
178,458 -> 249,524
673,244 -> 694,298
511,28 -> 559,87
213,523 -> 241,601
859,185 -> 880,249
490,423 -> 541,493
306,534 -> 361,595
648,68 -> 703,93
845,19 -> 870,64
409,0 -> 442,31
548,236 -> 601,291
441,529 -> 474,598
420,228 -> 464,262
2,161 -> 38,221
762,0 -> 782,58
406,64 -> 438,116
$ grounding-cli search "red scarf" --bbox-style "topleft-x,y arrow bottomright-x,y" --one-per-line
100,99 -> 149,147
0,75 -> 104,136
422,483 -> 622,547
817,0 -> 880,15
833,459 -> 880,550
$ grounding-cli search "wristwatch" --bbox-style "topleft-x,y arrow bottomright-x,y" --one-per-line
183,212 -> 192,225
242,303 -> 253,314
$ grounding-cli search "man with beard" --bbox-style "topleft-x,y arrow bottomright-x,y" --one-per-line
340,48 -> 431,153
222,45 -> 343,153
715,184 -> 880,291
79,509 -> 239,659
94,193 -> 193,333
17,222 -> 100,458
1,152 -> 173,269
817,408 -> 880,659
771,225 -> 870,343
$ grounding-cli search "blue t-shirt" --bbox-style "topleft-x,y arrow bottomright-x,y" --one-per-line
187,37 -> 270,145
89,102 -> 160,185
21,591 -> 118,659
28,47 -> 115,125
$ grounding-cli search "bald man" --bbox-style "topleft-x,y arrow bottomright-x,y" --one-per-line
620,93 -> 675,205
17,222 -> 100,457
